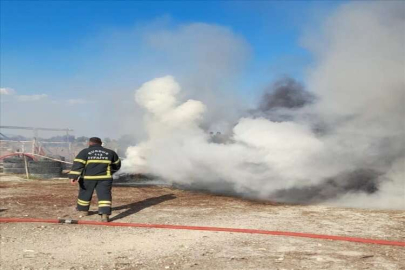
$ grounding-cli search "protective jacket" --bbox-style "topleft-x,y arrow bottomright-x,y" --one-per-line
68,145 -> 121,180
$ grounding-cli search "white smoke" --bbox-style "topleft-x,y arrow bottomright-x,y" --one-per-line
305,2 -> 405,208
122,2 -> 405,209
144,22 -> 250,135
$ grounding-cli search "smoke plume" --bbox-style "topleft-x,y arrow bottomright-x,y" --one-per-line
252,77 -> 316,123
122,2 -> 405,209
259,78 -> 314,112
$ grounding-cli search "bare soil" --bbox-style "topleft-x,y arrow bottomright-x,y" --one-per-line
0,174 -> 404,270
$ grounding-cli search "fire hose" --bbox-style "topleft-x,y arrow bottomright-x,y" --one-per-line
0,217 -> 404,247
1,155 -> 403,247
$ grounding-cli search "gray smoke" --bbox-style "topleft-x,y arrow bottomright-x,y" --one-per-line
259,78 -> 315,112
122,2 -> 405,209
271,168 -> 381,204
251,77 -> 316,125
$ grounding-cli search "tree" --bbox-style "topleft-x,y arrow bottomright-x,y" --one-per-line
76,136 -> 89,143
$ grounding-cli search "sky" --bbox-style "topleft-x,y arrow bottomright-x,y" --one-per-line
0,0 -> 343,139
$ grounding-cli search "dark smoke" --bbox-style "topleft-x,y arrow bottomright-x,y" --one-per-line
249,77 -> 317,123
123,2 -> 404,209
270,169 -> 381,204
248,77 -> 387,203
259,78 -> 315,112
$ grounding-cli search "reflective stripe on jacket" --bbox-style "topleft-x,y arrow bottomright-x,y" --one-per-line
68,145 -> 121,180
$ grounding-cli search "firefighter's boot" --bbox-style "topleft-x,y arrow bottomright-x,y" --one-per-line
78,211 -> 89,218
101,214 -> 109,222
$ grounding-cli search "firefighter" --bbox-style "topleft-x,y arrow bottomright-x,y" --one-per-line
68,137 -> 121,222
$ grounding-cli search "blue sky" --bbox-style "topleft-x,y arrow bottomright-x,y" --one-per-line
0,1 -> 343,137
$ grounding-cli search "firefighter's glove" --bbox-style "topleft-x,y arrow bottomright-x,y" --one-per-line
70,178 -> 79,185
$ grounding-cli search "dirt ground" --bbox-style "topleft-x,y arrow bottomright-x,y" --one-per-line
0,174 -> 404,270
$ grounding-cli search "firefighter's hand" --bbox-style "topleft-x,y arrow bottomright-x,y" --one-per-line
70,178 -> 79,185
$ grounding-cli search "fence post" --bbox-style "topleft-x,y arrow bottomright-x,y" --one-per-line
23,154 -> 30,179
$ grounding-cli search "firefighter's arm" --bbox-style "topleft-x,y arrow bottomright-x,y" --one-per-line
111,152 -> 121,174
68,150 -> 88,179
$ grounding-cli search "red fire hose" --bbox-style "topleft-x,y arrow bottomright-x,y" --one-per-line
1,217 -> 404,247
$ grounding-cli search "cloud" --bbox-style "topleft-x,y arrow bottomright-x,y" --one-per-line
0,87 -> 16,95
1,88 -> 48,103
67,98 -> 90,105
1,88 -> 49,103
16,94 -> 48,102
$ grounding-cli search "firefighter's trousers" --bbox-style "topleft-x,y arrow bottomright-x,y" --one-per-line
77,179 -> 113,215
